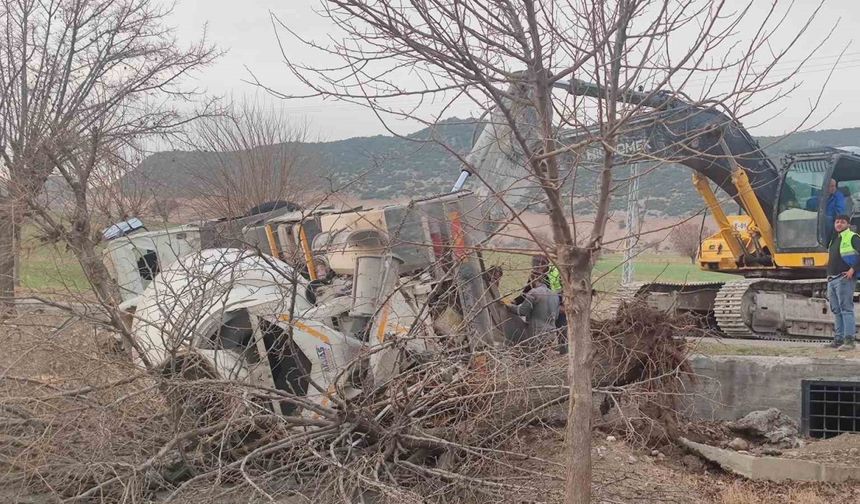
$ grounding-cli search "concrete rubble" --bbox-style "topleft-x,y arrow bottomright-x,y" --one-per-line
728,407 -> 801,448
680,437 -> 860,483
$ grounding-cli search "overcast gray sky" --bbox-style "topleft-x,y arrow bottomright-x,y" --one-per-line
169,0 -> 860,141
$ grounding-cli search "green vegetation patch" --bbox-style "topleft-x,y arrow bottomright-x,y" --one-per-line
485,250 -> 732,299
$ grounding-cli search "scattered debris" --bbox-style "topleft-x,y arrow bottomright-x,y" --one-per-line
780,433 -> 860,466
729,437 -> 750,451
729,408 -> 800,447
682,453 -> 706,473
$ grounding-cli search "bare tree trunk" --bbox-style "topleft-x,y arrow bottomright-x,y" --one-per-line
69,184 -> 123,309
562,247 -> 593,503
12,221 -> 20,288
0,197 -> 15,316
67,207 -> 136,357
74,236 -> 121,307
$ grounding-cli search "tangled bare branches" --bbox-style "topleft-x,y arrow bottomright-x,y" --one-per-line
0,299 -> 695,504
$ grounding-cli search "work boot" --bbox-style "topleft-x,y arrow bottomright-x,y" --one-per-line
838,341 -> 856,352
825,340 -> 842,349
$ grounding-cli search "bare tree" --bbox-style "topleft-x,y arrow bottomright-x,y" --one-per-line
0,189 -> 12,315
189,98 -> 320,219
269,0 -> 826,501
670,220 -> 712,263
0,0 -> 217,323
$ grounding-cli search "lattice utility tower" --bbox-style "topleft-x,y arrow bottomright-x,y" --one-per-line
622,163 -> 642,285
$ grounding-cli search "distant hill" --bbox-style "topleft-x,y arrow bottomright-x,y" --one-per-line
124,121 -> 860,217
125,118 -> 477,202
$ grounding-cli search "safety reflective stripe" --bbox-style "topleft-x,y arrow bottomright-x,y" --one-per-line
838,230 -> 860,267
548,266 -> 562,292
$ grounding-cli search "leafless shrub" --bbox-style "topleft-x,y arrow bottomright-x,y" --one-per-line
151,197 -> 183,224
669,220 -> 713,263
188,98 -> 322,219
0,291 -> 697,503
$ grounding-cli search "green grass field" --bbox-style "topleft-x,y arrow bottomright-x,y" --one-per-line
485,251 -> 732,299
16,227 -> 732,297
18,231 -> 88,293
19,246 -> 88,293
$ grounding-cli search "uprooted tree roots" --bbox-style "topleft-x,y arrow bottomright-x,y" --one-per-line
592,303 -> 700,446
0,305 -> 696,503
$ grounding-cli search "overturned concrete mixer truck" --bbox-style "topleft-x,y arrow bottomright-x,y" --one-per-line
101,192 -> 525,418
100,76 -> 574,418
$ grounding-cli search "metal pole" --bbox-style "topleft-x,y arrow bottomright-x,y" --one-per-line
622,162 -> 641,285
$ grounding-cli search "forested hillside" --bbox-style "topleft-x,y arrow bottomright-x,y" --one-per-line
126,120 -> 860,216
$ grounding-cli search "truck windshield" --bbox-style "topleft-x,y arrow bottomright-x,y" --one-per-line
776,159 -> 828,250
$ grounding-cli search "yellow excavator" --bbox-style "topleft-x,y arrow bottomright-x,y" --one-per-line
553,80 -> 860,340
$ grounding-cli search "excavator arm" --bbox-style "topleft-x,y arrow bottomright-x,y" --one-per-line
455,78 -> 781,223
452,77 -> 783,267
555,79 -> 786,265
554,79 -> 780,222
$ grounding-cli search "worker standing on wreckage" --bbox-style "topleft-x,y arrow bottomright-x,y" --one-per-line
547,260 -> 567,354
507,255 -> 561,357
826,214 -> 860,351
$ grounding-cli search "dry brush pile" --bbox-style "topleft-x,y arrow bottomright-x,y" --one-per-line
0,303 -> 695,503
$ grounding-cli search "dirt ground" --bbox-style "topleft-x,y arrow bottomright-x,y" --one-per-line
780,433 -> 860,465
2,312 -> 860,504
489,425 -> 860,504
689,338 -> 860,359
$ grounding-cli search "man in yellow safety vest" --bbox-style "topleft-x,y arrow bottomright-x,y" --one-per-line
826,214 -> 860,351
547,263 -> 567,354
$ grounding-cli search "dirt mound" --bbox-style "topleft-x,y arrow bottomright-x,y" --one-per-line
780,433 -> 860,465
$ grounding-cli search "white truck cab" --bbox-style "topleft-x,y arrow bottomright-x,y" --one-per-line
102,224 -> 203,310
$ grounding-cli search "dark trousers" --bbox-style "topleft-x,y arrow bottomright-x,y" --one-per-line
556,294 -> 568,354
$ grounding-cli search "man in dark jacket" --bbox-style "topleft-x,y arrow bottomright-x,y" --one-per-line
514,255 -> 567,353
508,255 -> 559,355
826,214 -> 860,351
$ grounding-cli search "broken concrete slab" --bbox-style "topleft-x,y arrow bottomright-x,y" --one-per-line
679,437 -> 860,483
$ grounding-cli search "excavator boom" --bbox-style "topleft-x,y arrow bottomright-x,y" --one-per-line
554,79 -> 780,226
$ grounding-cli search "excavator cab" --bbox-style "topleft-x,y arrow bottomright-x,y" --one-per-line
820,150 -> 860,236
775,148 -> 860,255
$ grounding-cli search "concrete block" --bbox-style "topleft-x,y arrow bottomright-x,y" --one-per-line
680,438 -> 860,483
686,354 -> 860,423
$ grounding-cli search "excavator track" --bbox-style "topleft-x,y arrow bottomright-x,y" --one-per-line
713,278 -> 831,341
712,279 -> 757,339
611,278 -> 833,342
604,281 -> 646,317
